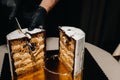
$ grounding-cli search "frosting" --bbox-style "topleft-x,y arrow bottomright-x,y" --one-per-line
7,28 -> 45,40
60,26 -> 85,40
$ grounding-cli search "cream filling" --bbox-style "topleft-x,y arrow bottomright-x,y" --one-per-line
33,44 -> 45,56
13,52 -> 31,61
15,63 -> 34,75
60,49 -> 73,66
59,54 -> 73,72
14,58 -> 32,68
35,51 -> 44,61
30,37 -> 43,44
60,41 -> 74,58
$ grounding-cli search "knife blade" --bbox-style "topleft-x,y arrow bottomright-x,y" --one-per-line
85,42 -> 120,80
15,17 -> 31,39
15,17 -> 36,62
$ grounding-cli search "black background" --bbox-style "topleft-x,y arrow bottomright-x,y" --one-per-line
0,0 -> 120,53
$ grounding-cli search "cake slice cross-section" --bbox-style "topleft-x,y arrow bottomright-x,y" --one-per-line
6,28 -> 46,79
59,26 -> 85,80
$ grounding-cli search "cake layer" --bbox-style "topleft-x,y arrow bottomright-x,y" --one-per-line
59,26 -> 85,80
14,58 -> 32,69
15,63 -> 35,75
13,52 -> 31,62
6,28 -> 46,78
59,28 -> 75,73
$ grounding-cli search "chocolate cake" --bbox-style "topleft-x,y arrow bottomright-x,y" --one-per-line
6,28 -> 46,79
59,26 -> 85,80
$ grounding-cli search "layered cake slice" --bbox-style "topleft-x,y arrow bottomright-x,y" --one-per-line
6,28 -> 46,79
59,26 -> 85,80
6,26 -> 85,80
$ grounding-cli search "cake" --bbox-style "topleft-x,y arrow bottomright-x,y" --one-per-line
7,26 -> 85,80
6,28 -> 46,79
59,26 -> 85,80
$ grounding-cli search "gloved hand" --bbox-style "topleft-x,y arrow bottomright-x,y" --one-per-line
28,6 -> 47,31
3,0 -> 22,20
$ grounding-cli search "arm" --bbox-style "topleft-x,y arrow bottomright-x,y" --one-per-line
40,0 -> 59,13
28,0 -> 59,30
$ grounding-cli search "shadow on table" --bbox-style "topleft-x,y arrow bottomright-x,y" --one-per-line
1,53 -> 11,80
83,48 -> 108,80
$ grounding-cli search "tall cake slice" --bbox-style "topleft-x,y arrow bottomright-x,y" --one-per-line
59,26 -> 85,80
6,28 -> 45,79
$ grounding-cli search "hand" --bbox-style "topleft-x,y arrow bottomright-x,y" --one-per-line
28,6 -> 47,31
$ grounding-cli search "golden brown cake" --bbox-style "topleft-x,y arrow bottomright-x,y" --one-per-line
6,28 -> 46,79
59,26 -> 85,80
6,26 -> 85,80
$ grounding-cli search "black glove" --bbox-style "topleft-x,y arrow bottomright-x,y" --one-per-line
2,0 -> 22,20
28,6 -> 47,31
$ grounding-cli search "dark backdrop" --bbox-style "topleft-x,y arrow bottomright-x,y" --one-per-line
0,0 -> 120,53
46,0 -> 120,53
79,0 -> 120,53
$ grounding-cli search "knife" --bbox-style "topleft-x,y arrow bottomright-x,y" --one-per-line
85,42 -> 120,80
15,17 -> 36,62
15,17 -> 31,39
